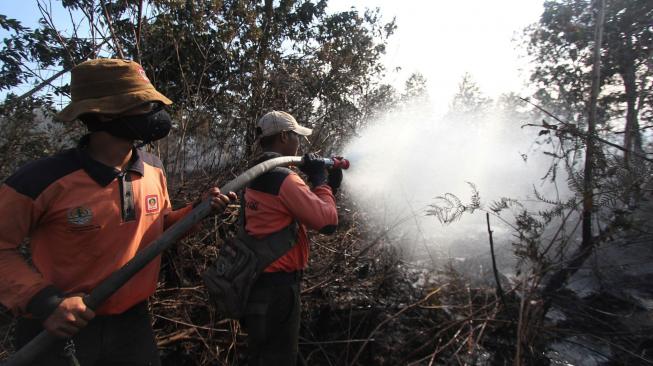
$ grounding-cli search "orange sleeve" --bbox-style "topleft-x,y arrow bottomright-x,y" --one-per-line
158,167 -> 199,232
278,173 -> 338,232
163,204 -> 194,229
0,184 -> 52,315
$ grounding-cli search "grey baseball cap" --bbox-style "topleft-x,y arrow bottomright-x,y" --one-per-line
257,111 -> 312,137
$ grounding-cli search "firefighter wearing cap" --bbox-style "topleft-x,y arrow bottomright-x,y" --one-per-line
241,111 -> 342,365
0,59 -> 234,365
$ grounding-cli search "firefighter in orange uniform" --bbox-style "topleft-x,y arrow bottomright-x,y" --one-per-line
242,111 -> 342,365
0,59 -> 233,365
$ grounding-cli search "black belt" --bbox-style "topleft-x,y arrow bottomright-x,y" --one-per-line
19,301 -> 148,323
106,301 -> 148,318
15,301 -> 150,350
256,271 -> 302,287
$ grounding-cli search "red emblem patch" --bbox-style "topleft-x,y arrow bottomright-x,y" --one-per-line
145,195 -> 159,213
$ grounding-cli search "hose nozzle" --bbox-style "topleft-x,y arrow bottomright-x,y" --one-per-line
323,156 -> 350,170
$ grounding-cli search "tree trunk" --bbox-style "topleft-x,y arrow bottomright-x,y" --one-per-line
246,0 -> 275,150
622,36 -> 643,166
583,0 -> 604,263
542,0 -> 605,304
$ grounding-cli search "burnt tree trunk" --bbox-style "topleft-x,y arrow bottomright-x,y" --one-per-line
541,0 -> 605,305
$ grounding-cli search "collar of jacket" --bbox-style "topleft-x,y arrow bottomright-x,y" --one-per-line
76,134 -> 146,186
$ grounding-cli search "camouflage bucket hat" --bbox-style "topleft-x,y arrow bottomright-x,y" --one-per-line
56,59 -> 172,122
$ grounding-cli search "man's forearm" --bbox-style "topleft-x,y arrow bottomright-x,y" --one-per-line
0,248 -> 53,316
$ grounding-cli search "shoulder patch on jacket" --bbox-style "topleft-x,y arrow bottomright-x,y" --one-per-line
4,149 -> 82,200
140,150 -> 164,170
248,167 -> 292,195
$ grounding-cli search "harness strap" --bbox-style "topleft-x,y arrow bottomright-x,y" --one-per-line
239,183 -> 298,273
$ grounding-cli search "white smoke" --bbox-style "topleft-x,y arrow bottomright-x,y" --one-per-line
341,101 -> 570,265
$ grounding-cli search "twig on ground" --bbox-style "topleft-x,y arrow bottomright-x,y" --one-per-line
486,213 -> 506,305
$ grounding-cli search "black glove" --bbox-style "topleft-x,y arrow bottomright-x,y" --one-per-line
328,167 -> 343,194
300,153 -> 327,186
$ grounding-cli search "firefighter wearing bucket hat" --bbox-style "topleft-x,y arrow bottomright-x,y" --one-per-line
0,59 -> 234,365
238,110 -> 341,365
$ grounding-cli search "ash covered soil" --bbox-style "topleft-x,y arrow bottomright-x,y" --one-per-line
544,197 -> 653,366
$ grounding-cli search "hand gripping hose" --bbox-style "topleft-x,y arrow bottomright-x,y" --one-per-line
3,155 -> 348,366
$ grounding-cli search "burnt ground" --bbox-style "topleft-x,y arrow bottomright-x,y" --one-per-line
1,194 -> 653,365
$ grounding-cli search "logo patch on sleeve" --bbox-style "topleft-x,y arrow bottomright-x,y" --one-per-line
145,195 -> 159,213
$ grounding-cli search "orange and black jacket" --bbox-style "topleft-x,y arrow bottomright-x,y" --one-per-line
244,153 -> 338,272
0,141 -> 192,317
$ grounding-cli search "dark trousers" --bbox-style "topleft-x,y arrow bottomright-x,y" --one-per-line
15,302 -> 160,366
242,271 -> 301,366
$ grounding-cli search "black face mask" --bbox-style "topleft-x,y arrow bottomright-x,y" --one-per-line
84,105 -> 172,144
